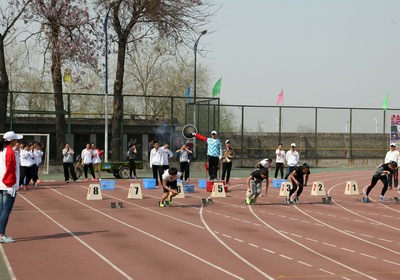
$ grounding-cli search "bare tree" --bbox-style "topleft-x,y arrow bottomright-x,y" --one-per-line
0,0 -> 32,131
97,0 -> 215,160
23,0 -> 97,161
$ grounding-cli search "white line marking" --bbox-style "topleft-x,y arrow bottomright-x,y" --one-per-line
383,259 -> 400,266
18,194 -> 133,279
319,268 -> 335,275
199,206 -> 274,279
322,242 -> 337,247
222,234 -> 232,239
0,245 -> 16,280
234,238 -> 244,243
262,248 -> 275,254
297,261 -> 312,267
360,253 -> 376,259
45,188 -> 245,279
248,207 -> 377,279
341,247 -> 355,253
279,254 -> 293,260
305,238 -> 318,243
378,238 -> 393,243
248,243 -> 259,248
291,234 -> 303,238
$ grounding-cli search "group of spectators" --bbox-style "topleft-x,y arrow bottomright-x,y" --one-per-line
62,143 -> 103,183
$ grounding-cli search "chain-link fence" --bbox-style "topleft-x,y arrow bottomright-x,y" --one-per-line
5,90 -> 397,166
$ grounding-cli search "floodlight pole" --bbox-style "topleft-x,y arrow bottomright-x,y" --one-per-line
193,30 -> 207,159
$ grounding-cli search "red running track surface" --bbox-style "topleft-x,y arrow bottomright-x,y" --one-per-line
2,170 -> 400,279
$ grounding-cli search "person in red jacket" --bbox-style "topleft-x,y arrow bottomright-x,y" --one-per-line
0,131 -> 23,243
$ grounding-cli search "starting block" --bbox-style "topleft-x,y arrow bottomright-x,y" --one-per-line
311,181 -> 326,196
211,182 -> 226,198
321,195 -> 333,204
127,183 -> 143,199
175,182 -> 186,198
279,181 -> 293,197
110,202 -> 123,208
87,184 -> 103,200
201,198 -> 213,206
344,181 -> 359,195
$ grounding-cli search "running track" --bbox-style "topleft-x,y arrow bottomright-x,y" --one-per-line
2,170 -> 400,280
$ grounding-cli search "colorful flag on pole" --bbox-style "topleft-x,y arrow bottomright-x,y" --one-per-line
185,84 -> 191,103
277,89 -> 284,105
212,78 -> 222,97
382,93 -> 388,111
63,68 -> 72,84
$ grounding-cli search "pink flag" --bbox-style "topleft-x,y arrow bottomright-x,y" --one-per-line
276,89 -> 284,105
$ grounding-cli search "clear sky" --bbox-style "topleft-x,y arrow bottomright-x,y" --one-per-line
201,0 -> 400,110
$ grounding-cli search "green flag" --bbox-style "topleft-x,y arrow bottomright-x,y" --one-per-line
212,78 -> 221,97
383,93 -> 388,111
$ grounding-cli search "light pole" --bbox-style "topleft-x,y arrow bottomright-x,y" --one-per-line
193,30 -> 207,105
193,30 -> 206,159
275,117 -> 279,132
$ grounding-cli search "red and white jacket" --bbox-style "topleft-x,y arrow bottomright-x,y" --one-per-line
0,146 -> 20,190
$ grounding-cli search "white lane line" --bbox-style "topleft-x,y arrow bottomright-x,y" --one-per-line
305,238 -> 318,243
248,206 -> 377,280
199,206 -> 275,280
18,194 -> 133,280
0,245 -> 16,280
279,255 -> 293,260
249,243 -> 259,248
322,242 -> 337,247
341,247 -> 355,253
294,206 -> 400,257
222,234 -> 232,239
234,238 -> 244,243
262,248 -> 275,254
319,268 -> 335,275
378,238 -> 393,243
360,253 -> 376,259
297,261 -> 312,267
383,259 -> 400,266
45,188 -> 245,280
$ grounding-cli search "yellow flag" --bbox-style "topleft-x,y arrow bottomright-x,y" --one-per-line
63,68 -> 72,84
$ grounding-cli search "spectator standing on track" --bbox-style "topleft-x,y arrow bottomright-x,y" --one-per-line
193,130 -> 222,180
158,167 -> 182,207
160,143 -> 174,171
81,143 -> 97,182
91,143 -> 103,180
62,143 -> 78,183
0,131 -> 23,243
245,168 -> 269,205
20,143 -> 34,190
287,163 -> 310,204
149,141 -> 163,186
384,143 -> 399,190
176,143 -> 192,182
274,143 -> 285,179
221,140 -> 235,184
362,161 -> 398,203
32,142 -> 43,186
128,143 -> 137,179
284,143 -> 299,179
